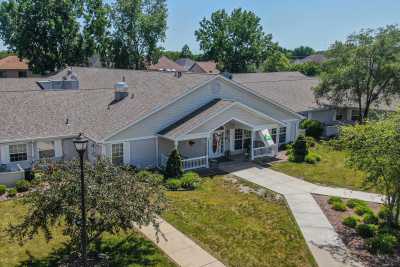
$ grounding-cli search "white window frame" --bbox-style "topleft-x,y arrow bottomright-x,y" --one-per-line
111,143 -> 124,165
351,109 -> 361,121
9,144 -> 28,162
279,127 -> 287,144
37,141 -> 55,159
234,129 -> 243,150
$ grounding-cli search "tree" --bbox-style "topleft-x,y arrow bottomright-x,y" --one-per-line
263,45 -> 291,72
292,46 -> 315,59
291,135 -> 308,162
290,62 -> 322,76
195,8 -> 272,73
165,149 -> 183,178
109,0 -> 167,69
0,0 -> 111,73
180,44 -> 192,59
340,112 -> 400,227
8,160 -> 165,260
315,25 -> 400,123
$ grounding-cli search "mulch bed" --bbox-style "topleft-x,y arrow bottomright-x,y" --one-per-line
313,194 -> 400,267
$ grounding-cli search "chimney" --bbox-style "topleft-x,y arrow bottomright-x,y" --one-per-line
114,76 -> 128,102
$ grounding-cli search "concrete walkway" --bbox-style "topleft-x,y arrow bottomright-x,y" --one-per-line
138,217 -> 225,267
219,162 -> 385,267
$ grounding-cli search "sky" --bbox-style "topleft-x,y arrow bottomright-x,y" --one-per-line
165,0 -> 400,52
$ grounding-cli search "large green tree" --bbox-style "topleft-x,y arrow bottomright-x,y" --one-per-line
109,0 -> 167,69
315,25 -> 400,123
292,46 -> 315,59
263,44 -> 291,72
195,8 -> 272,73
0,0 -> 110,73
9,160 -> 165,261
340,112 -> 400,227
180,44 -> 192,59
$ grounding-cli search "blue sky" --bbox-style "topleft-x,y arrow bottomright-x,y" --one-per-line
165,0 -> 400,52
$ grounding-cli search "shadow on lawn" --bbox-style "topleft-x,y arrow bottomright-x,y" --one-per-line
17,234 -> 165,267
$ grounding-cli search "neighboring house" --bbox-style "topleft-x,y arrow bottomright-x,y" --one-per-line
148,56 -> 186,72
175,58 -> 196,72
293,54 -> 327,65
176,58 -> 220,74
189,61 -> 220,74
0,55 -> 30,78
0,68 -> 303,179
233,72 -> 398,137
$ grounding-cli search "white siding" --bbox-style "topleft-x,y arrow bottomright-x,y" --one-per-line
130,138 -> 157,168
178,138 -> 207,158
106,78 -> 300,141
308,109 -> 336,123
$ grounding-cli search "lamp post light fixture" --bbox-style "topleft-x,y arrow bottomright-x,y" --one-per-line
73,133 -> 89,267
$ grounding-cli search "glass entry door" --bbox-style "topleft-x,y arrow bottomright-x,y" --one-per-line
210,130 -> 225,158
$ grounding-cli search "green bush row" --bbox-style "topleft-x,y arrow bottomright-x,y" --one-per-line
165,172 -> 201,191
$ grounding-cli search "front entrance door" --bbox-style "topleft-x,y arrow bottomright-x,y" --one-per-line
210,130 -> 224,158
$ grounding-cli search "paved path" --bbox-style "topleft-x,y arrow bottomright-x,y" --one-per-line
219,162 -> 385,267
138,217 -> 225,267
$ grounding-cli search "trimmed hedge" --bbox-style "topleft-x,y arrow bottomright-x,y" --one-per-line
15,179 -> 30,193
346,199 -> 367,209
0,184 -> 6,196
180,172 -> 200,190
300,119 -> 324,139
165,179 -> 181,191
328,196 -> 343,205
7,188 -> 17,198
305,151 -> 321,164
342,216 -> 358,228
356,224 -> 377,238
367,233 -> 398,255
363,213 -> 379,225
332,202 -> 347,212
355,205 -> 373,216
290,136 -> 308,162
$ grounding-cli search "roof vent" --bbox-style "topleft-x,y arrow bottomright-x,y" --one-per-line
174,71 -> 183,78
113,77 -> 129,103
37,68 -> 79,90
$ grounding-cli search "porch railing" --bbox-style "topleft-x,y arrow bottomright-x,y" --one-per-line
253,145 -> 276,159
159,154 -> 208,171
182,156 -> 208,171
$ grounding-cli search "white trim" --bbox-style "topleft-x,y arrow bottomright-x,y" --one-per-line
54,140 -> 63,158
155,137 -> 159,168
234,102 -> 287,126
101,76 -> 220,142
123,142 -> 131,165
104,135 -> 157,144
0,134 -> 78,145
176,133 -> 209,141
0,144 -> 10,164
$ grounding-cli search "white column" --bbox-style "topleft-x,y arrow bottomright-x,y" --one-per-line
31,142 -> 35,162
0,144 -> 10,164
206,137 -> 209,168
155,137 -> 159,168
250,130 -> 255,160
275,127 -> 280,155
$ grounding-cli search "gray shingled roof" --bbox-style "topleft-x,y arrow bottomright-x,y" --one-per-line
175,58 -> 196,71
0,67 -> 215,142
158,99 -> 234,140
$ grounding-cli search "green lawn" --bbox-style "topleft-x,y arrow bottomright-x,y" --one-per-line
0,200 -> 176,267
271,143 -> 375,192
164,176 -> 316,267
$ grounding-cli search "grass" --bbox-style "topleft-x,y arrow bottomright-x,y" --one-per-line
271,143 -> 375,192
164,175 -> 317,267
0,200 -> 176,267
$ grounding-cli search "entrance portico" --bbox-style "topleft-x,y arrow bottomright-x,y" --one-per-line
157,99 -> 287,171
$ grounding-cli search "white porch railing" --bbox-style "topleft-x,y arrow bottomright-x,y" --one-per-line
159,154 -> 208,171
182,156 -> 208,171
253,145 -> 276,159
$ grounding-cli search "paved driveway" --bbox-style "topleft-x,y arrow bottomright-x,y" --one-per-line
219,161 -> 384,267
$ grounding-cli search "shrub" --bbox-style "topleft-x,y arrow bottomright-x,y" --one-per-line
305,136 -> 317,148
165,179 -> 181,191
363,213 -> 379,225
300,119 -> 324,139
15,179 -> 30,193
367,233 -> 398,254
346,199 -> 367,209
378,207 -> 390,220
356,224 -> 377,238
291,135 -> 308,162
328,196 -> 343,205
165,149 -> 183,178
342,216 -> 359,228
355,205 -> 373,216
7,188 -> 17,197
305,151 -> 321,164
180,172 -> 201,190
0,184 -> 6,196
332,202 -> 347,211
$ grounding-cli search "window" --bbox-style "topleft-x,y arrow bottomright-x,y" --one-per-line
0,71 -> 5,78
112,143 -> 124,165
234,129 -> 243,150
351,110 -> 361,121
271,129 -> 277,143
18,71 -> 27,78
9,144 -> 27,162
336,110 -> 344,121
37,141 -> 55,159
279,127 -> 287,144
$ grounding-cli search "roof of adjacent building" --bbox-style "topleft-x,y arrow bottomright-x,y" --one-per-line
147,56 -> 186,72
0,67 -> 215,142
293,54 -> 328,65
158,99 -> 233,139
190,61 -> 219,74
0,55 -> 29,70
175,58 -> 196,71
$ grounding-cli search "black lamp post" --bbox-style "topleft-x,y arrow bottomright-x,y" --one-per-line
73,133 -> 89,267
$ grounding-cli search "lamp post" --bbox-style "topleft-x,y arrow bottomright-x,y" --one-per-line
73,133 -> 89,267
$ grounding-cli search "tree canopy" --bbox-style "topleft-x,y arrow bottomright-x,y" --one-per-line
180,44 -> 192,59
315,25 -> 400,123
340,112 -> 400,227
292,46 -> 315,59
195,8 -> 272,73
8,160 -> 166,257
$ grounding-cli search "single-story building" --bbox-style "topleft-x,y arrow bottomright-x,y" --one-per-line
0,55 -> 31,78
0,68 -> 397,181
